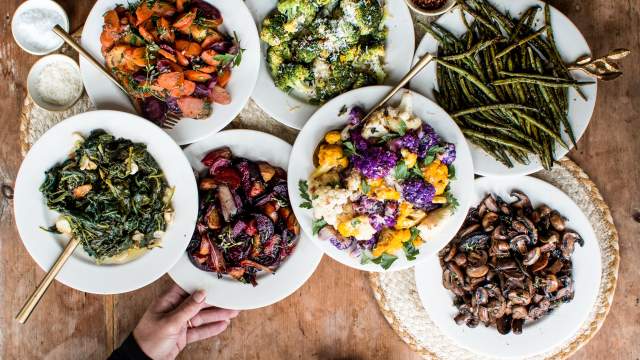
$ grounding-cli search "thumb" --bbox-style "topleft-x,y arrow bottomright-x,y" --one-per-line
169,290 -> 207,324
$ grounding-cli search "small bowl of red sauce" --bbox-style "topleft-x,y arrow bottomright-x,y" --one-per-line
405,0 -> 456,16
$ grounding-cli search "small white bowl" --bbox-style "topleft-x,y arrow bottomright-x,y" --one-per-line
405,0 -> 457,16
11,0 -> 69,55
27,54 -> 84,112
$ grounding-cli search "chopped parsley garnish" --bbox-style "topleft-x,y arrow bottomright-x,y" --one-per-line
361,179 -> 370,195
448,165 -> 456,180
298,180 -> 313,209
342,141 -> 358,157
371,253 -> 398,270
394,161 -> 409,180
423,145 -> 445,166
312,218 -> 327,235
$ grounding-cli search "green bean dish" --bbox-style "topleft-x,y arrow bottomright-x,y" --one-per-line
426,0 -> 593,169
40,130 -> 174,263
260,0 -> 387,104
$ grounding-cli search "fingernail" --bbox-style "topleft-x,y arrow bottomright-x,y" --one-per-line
193,290 -> 206,303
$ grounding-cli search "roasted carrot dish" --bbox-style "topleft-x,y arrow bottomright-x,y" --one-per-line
100,0 -> 242,125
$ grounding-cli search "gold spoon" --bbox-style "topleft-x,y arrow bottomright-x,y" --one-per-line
16,237 -> 81,323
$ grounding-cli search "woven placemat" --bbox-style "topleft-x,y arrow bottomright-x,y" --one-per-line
369,157 -> 620,359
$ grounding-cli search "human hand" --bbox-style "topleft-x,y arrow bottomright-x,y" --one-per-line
133,284 -> 239,360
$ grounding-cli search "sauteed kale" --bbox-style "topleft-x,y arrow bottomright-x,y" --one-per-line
40,130 -> 173,262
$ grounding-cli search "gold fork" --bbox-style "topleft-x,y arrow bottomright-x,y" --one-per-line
52,25 -> 181,129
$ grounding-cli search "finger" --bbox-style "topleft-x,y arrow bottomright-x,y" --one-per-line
186,320 -> 230,344
168,289 -> 208,324
152,284 -> 189,312
189,308 -> 240,327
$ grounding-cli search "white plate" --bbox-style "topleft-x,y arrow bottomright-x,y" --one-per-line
14,111 -> 198,294
414,176 -> 601,359
169,130 -> 323,310
409,0 -> 597,176
80,0 -> 261,145
246,0 -> 415,130
288,86 -> 475,272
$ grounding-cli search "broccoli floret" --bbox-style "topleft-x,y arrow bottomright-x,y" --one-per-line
294,39 -> 320,63
313,0 -> 333,6
339,45 -> 361,63
275,64 -> 313,95
313,63 -> 355,103
353,44 -> 386,83
353,71 -> 376,88
260,13 -> 291,46
277,0 -> 318,22
340,0 -> 384,35
267,44 -> 292,76
337,20 -> 360,45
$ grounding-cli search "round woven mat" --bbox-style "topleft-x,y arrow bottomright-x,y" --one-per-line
369,157 -> 619,359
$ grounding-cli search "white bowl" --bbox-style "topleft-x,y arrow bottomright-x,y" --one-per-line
27,54 -> 83,111
169,130 -> 323,310
14,110 -> 199,294
11,0 -> 69,55
409,0 -> 597,176
245,0 -> 415,130
80,0 -> 261,145
414,176 -> 602,359
288,86 -> 475,272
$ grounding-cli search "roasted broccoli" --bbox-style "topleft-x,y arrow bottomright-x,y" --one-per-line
340,0 -> 384,35
275,64 -> 313,95
267,44 -> 292,76
353,43 -> 386,83
353,71 -> 377,88
277,0 -> 318,22
294,39 -> 321,63
260,13 -> 291,46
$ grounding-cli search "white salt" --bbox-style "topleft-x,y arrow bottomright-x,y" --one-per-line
35,62 -> 83,106
13,8 -> 65,53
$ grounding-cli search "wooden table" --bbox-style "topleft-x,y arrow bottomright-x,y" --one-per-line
1,1 -> 638,359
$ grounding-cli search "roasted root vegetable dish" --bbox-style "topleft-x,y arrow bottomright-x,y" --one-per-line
187,147 -> 300,286
301,94 -> 459,270
100,0 -> 242,125
439,191 -> 582,335
41,130 -> 174,263
261,0 -> 387,104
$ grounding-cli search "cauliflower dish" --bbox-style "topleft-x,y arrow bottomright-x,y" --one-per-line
299,94 -> 459,269
260,0 -> 387,104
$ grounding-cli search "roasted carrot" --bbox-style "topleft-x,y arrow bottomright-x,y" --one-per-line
201,32 -> 224,49
157,72 -> 184,90
177,96 -> 208,118
176,51 -> 190,66
185,70 -> 212,82
200,50 -> 220,66
217,68 -> 231,87
197,65 -> 218,74
210,85 -> 231,105
138,24 -> 156,43
103,10 -> 120,30
135,3 -> 153,26
158,48 -> 177,63
170,79 -> 196,97
173,9 -> 196,31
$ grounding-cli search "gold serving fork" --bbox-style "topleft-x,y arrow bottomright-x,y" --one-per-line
52,25 -> 181,129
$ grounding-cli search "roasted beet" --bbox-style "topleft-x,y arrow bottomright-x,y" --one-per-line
192,148 -> 298,285
191,0 -> 221,20
142,97 -> 167,125
193,83 -> 210,98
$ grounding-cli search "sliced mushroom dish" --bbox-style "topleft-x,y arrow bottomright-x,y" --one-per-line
438,190 -> 584,335
187,147 -> 300,286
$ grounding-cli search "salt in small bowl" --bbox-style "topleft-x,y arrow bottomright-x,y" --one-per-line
11,0 -> 70,55
27,54 -> 84,112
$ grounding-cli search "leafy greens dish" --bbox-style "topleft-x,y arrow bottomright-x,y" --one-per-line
301,94 -> 459,270
260,0 -> 387,104
100,0 -> 243,125
40,130 -> 174,263
427,0 -> 592,169
187,147 -> 300,286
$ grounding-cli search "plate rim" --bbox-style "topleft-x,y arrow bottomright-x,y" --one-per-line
79,0 -> 261,145
246,0 -> 416,130
413,175 -> 603,359
13,110 -> 199,294
288,85 -> 475,273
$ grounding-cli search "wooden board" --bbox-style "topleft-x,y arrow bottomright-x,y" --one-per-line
1,1 -> 638,359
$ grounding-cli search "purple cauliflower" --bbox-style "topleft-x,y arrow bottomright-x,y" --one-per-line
353,147 -> 399,179
402,179 -> 436,209
417,124 -> 441,158
369,214 -> 386,231
438,143 -> 457,165
383,201 -> 399,228
357,236 -> 378,251
388,131 -> 420,153
353,196 -> 384,215
349,129 -> 369,151
348,106 -> 365,125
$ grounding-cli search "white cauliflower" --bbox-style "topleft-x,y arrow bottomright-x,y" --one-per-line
311,186 -> 353,227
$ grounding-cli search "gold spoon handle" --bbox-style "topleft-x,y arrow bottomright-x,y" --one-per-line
16,237 -> 81,324
363,53 -> 435,120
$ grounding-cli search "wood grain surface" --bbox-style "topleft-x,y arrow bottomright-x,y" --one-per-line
1,1 -> 638,359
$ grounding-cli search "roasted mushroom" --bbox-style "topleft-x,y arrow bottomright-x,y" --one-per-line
438,190 -> 583,335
